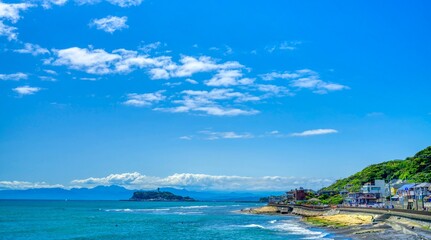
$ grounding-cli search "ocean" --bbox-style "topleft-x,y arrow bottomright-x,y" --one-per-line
0,200 -> 346,239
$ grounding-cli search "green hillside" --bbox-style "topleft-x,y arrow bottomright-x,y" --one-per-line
323,146 -> 431,192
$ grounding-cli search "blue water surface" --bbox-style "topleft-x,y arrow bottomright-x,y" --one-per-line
0,200 -> 346,240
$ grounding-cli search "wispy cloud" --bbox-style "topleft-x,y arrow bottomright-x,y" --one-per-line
265,41 -> 302,53
13,85 -> 42,95
0,21 -> 17,40
290,129 -> 338,137
261,69 -> 349,94
69,172 -> 334,191
106,0 -> 143,7
179,136 -> 192,140
39,76 -> 57,81
41,0 -> 68,9
0,2 -> 35,40
90,16 -> 128,33
155,88 -> 260,116
185,78 -> 198,84
0,181 -> 64,190
123,90 -> 166,107
76,0 -> 143,7
49,47 -> 243,79
199,130 -> 253,140
205,69 -> 254,87
0,72 -> 27,81
139,41 -> 162,53
0,2 -> 35,23
15,43 -> 50,56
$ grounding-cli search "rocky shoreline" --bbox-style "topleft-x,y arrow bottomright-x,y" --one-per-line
243,206 -> 431,239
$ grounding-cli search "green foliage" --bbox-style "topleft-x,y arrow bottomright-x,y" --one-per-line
130,191 -> 195,201
322,146 -> 431,192
318,194 -> 343,205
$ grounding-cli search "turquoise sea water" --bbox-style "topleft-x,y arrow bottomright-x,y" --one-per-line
0,200 -> 347,240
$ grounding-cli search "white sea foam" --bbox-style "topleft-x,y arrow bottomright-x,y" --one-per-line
238,220 -> 331,239
172,211 -> 203,215
242,224 -> 266,229
267,220 -> 332,239
177,205 -> 209,209
104,208 -> 170,212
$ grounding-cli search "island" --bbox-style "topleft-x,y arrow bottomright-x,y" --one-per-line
129,190 -> 196,202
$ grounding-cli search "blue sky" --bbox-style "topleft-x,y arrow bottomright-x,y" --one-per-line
0,0 -> 430,191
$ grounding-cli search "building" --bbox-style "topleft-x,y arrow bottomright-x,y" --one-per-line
286,187 -> 308,201
344,192 -> 378,206
361,179 -> 385,198
293,188 -> 306,201
414,183 -> 431,198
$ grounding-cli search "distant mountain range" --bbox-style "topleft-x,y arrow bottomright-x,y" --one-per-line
0,185 -> 283,201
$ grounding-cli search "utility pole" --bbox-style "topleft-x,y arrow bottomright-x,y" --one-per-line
388,180 -> 392,208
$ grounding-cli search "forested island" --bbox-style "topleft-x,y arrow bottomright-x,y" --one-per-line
129,190 -> 195,202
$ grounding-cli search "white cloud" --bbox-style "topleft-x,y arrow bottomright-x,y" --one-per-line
75,0 -> 100,5
255,84 -> 290,96
0,21 -> 17,40
70,172 -> 334,191
156,88 -> 259,116
291,129 -> 338,137
265,41 -> 301,53
0,2 -> 34,40
15,43 -> 50,56
185,78 -> 198,84
172,55 -> 243,78
51,47 -> 122,74
205,70 -> 254,87
90,16 -> 128,33
43,69 -> 57,75
123,90 -> 165,107
49,46 -> 246,83
291,76 -> 349,94
41,0 -> 68,9
0,2 -> 34,23
0,72 -> 27,81
179,136 -> 192,140
139,41 -> 161,53
50,47 -> 174,75
261,69 -> 349,94
260,71 -> 300,81
107,0 -> 142,7
76,0 -> 143,7
0,181 -> 64,190
13,85 -> 41,95
80,77 -> 98,81
199,130 -> 253,140
39,76 -> 56,81
149,68 -> 170,79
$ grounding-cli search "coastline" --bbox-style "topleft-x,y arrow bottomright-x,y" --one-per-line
245,205 -> 431,239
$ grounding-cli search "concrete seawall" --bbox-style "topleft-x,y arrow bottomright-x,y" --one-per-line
272,204 -> 431,222
338,207 -> 431,222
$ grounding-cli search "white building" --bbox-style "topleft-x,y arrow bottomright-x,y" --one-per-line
361,180 -> 386,197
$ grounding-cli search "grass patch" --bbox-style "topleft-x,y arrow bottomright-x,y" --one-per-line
304,217 -> 348,228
